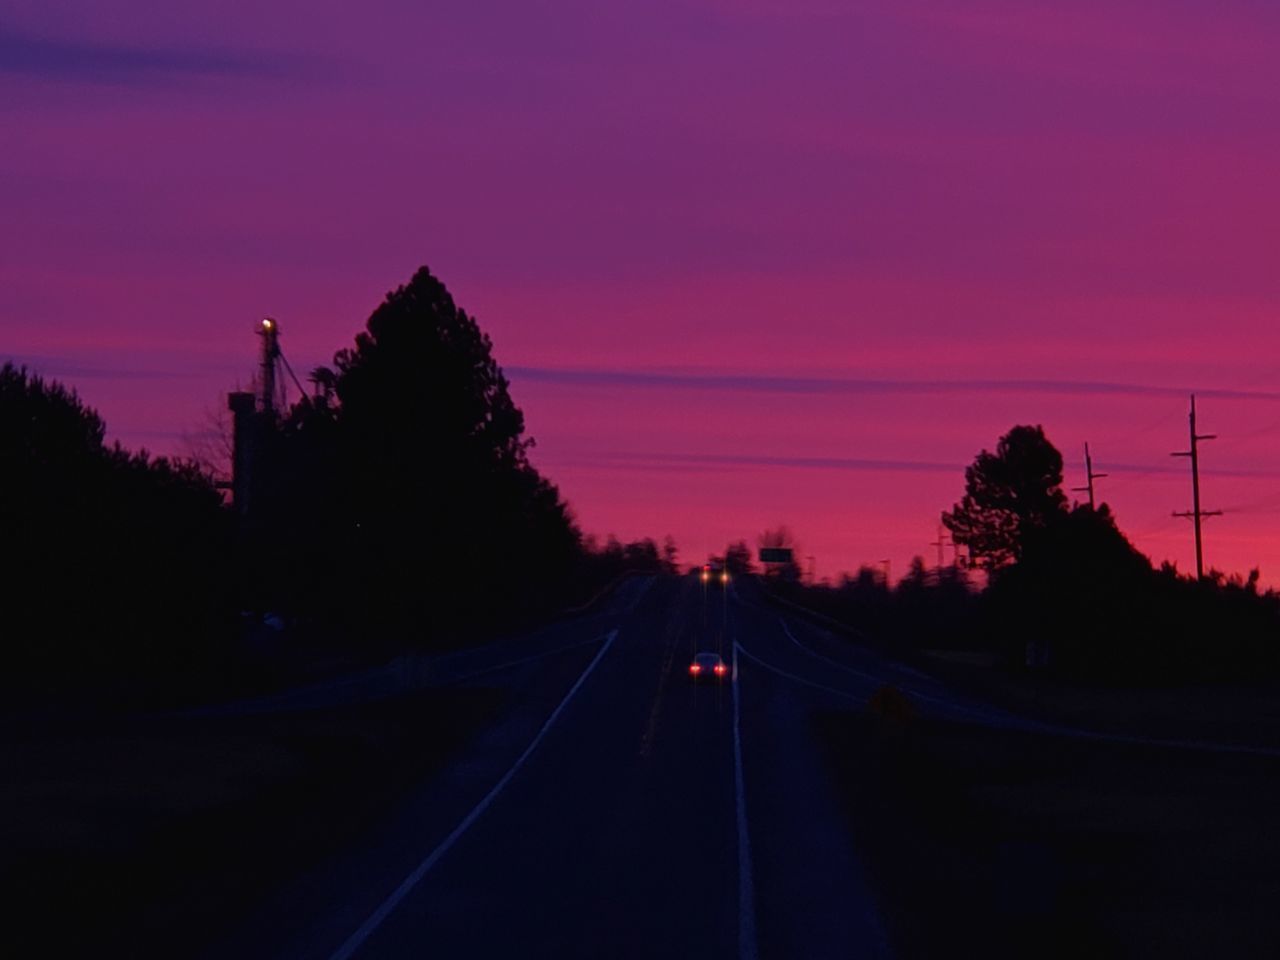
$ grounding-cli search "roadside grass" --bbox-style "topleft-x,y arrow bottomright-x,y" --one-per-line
2,688 -> 504,958
817,710 -> 1280,959
919,651 -> 1280,748
766,580 -> 1280,748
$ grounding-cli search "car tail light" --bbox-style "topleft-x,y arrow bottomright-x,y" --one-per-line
689,663 -> 702,675
714,663 -> 727,675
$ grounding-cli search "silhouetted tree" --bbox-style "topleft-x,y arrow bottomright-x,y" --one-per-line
623,538 -> 662,570
724,540 -> 754,575
1,364 -> 232,687
256,267 -> 581,645
843,565 -> 887,593
769,423 -> 1280,680
943,425 -> 1068,571
580,534 -> 673,581
899,555 -> 929,590
662,535 -> 680,572
982,503 -> 1150,670
180,398 -> 234,488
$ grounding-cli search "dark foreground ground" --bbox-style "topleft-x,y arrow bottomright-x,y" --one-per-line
4,688 -> 505,957
819,711 -> 1280,959
6,574 -> 1280,958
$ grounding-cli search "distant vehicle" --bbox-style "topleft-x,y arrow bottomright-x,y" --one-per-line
699,563 -> 730,586
688,651 -> 728,681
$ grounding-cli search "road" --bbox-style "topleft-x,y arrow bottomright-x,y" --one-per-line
204,573 -> 1045,960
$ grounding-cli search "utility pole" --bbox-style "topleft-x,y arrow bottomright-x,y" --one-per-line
806,555 -> 816,584
1171,394 -> 1222,580
930,524 -> 949,574
880,558 -> 891,587
1072,442 -> 1108,509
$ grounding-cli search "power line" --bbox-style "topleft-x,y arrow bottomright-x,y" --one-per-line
1222,491 -> 1280,514
1128,515 -> 1185,542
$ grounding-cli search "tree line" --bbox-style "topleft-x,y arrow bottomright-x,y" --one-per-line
8,266 -> 1277,694
246,267 -> 683,649
1,267 -> 676,699
1,364 -> 234,693
776,424 -> 1280,681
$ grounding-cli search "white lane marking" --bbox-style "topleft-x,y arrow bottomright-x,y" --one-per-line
779,617 -> 955,696
439,635 -> 606,685
816,624 -> 937,682
731,643 -> 759,960
778,618 -> 1004,724
778,618 -> 885,685
737,641 -> 867,703
327,629 -> 620,960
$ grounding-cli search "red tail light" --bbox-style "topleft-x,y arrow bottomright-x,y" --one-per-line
714,663 -> 727,675
689,663 -> 702,675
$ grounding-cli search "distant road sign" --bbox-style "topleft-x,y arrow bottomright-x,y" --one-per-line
758,547 -> 793,564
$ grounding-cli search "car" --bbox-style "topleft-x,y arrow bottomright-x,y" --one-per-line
688,651 -> 728,681
699,563 -> 731,586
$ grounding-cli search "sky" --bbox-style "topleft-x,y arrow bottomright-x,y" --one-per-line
5,0 -> 1280,583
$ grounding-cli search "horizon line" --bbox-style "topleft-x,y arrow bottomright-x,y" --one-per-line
536,448 -> 1280,481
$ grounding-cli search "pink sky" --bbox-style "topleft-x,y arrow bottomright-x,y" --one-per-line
5,1 -> 1280,583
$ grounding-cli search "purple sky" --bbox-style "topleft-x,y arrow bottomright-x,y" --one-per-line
6,1 -> 1280,582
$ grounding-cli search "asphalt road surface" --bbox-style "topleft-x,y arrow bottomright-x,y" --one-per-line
206,573 -> 1043,960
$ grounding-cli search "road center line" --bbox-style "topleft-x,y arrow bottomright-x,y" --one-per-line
327,628 -> 620,960
731,642 -> 759,960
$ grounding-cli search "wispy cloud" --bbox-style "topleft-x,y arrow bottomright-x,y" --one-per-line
587,450 -> 960,474
2,354 -> 239,381
507,366 -> 1280,403
0,25 -> 290,85
4,356 -> 178,381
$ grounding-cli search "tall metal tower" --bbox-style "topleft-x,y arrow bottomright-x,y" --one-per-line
229,317 -> 296,517
258,317 -> 283,420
